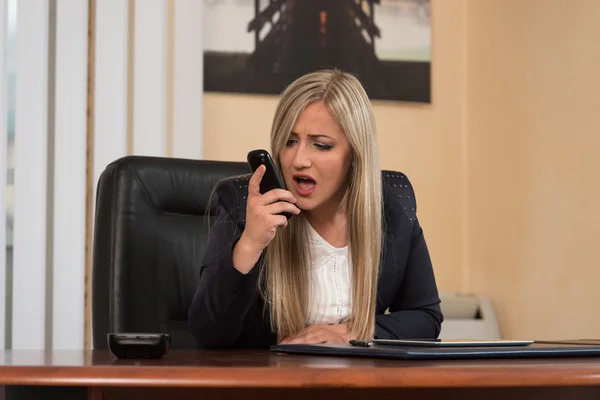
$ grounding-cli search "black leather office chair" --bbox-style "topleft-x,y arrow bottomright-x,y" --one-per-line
92,155 -> 250,349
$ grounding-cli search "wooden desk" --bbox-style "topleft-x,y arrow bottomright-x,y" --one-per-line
1,350 -> 600,399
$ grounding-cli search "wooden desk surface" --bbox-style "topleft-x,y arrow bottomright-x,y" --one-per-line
1,349 -> 600,389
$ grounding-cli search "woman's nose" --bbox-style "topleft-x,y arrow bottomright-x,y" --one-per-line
292,146 -> 311,169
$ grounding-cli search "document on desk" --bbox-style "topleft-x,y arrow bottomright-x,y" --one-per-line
534,339 -> 600,346
371,339 -> 534,347
271,342 -> 600,360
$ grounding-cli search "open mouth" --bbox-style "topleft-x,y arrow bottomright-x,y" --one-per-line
293,175 -> 317,195
295,176 -> 316,189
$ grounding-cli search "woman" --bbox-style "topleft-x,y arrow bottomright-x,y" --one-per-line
188,69 -> 442,349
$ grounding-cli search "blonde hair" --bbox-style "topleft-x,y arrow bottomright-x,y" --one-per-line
261,69 -> 382,342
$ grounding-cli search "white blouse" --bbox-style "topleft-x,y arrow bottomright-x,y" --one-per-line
305,223 -> 352,325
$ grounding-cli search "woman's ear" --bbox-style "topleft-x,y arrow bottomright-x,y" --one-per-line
347,154 -> 355,178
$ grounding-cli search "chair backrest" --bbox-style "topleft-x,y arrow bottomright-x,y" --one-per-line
92,155 -> 250,349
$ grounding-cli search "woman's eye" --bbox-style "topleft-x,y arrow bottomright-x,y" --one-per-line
315,143 -> 333,151
285,139 -> 297,147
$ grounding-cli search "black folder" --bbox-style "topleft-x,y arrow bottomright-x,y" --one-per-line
270,342 -> 600,360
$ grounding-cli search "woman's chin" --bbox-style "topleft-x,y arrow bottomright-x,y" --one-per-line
295,199 -> 314,212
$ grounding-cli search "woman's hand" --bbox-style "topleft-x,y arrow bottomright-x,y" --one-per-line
233,165 -> 300,274
279,324 -> 351,345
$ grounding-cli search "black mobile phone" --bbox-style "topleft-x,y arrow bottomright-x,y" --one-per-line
247,149 -> 292,219
247,149 -> 287,193
107,333 -> 170,359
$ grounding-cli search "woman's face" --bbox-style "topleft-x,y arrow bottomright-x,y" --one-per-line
279,101 -> 352,215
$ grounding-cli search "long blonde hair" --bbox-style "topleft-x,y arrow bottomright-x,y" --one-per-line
261,69 -> 382,342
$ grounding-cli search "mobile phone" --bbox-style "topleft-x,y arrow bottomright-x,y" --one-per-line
247,149 -> 287,193
107,333 -> 170,359
247,149 -> 292,219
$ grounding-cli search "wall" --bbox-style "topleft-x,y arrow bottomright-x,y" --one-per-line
466,0 -> 600,339
203,0 -> 468,293
203,0 -> 600,340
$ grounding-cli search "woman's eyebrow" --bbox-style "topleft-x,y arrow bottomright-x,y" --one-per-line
290,131 -> 334,140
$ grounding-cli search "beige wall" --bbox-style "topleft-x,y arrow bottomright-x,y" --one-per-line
203,0 -> 600,340
466,0 -> 600,339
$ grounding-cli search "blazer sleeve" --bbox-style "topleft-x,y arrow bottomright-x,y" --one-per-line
188,179 -> 262,349
374,179 -> 443,340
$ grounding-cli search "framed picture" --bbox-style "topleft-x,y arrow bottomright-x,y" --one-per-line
203,0 -> 431,103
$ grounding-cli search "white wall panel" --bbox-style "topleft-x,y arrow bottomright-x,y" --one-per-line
133,0 -> 167,156
12,0 -> 50,350
5,0 -> 205,350
173,0 -> 203,160
93,0 -> 129,185
52,0 -> 88,350
0,0 -> 8,350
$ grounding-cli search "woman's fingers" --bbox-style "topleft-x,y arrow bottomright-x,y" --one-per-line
272,215 -> 289,229
247,165 -> 266,196
259,188 -> 297,206
241,169 -> 299,253
264,201 -> 301,217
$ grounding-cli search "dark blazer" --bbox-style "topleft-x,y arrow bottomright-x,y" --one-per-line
188,171 -> 443,349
